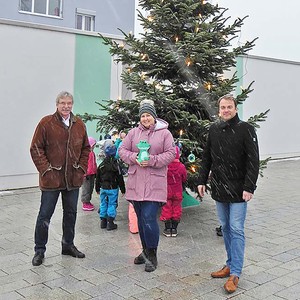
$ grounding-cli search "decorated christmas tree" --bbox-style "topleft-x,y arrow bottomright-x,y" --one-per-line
80,0 -> 269,195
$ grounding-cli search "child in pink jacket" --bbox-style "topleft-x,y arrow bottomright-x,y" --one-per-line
160,146 -> 187,237
81,137 -> 97,211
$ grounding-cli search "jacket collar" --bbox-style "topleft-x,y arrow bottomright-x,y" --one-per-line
138,118 -> 168,132
228,113 -> 240,126
54,111 -> 77,123
219,114 -> 240,129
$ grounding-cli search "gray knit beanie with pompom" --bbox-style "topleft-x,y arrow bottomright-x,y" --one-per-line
139,100 -> 157,119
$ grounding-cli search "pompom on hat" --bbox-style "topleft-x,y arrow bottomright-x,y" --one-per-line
88,137 -> 97,147
175,146 -> 180,159
139,100 -> 157,119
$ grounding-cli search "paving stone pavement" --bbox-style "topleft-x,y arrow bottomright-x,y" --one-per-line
0,159 -> 300,300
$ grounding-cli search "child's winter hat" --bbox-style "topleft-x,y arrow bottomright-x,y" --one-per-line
88,137 -> 97,147
139,100 -> 157,119
105,144 -> 117,157
175,146 -> 180,159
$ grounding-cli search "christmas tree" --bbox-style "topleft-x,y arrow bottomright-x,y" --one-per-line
80,0 -> 269,195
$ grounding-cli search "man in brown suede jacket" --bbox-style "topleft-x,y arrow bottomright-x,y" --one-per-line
30,91 -> 90,266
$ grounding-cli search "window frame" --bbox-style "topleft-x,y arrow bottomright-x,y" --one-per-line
19,0 -> 63,18
76,8 -> 96,32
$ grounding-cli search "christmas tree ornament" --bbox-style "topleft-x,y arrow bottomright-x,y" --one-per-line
188,152 -> 196,163
136,140 -> 150,163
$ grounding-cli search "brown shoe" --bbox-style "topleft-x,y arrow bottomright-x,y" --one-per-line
211,266 -> 230,278
224,275 -> 239,293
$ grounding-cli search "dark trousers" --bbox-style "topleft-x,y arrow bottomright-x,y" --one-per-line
34,189 -> 79,253
132,201 -> 160,249
81,175 -> 95,203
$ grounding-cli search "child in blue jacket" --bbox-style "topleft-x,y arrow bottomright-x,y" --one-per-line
95,144 -> 125,230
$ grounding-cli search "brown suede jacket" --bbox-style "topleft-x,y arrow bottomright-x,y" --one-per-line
30,111 -> 90,191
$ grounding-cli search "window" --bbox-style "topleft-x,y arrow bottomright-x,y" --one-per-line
76,9 -> 96,32
20,0 -> 62,17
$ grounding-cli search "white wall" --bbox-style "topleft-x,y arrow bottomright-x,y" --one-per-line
242,56 -> 300,159
134,0 -> 143,37
210,1 -> 300,158
0,23 -> 75,190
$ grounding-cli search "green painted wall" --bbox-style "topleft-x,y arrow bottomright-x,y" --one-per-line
74,34 -> 111,141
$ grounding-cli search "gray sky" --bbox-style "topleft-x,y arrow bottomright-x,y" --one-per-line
215,0 -> 300,62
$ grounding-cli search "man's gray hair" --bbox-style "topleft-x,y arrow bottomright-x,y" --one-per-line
56,91 -> 74,104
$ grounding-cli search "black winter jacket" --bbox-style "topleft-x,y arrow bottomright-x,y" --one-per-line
198,114 -> 259,202
95,157 -> 126,194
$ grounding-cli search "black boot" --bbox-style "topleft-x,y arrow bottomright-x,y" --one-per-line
171,220 -> 179,237
107,217 -> 117,231
134,240 -> 147,264
145,248 -> 157,272
100,218 -> 107,229
134,249 -> 147,264
32,252 -> 44,266
216,225 -> 223,236
163,220 -> 172,237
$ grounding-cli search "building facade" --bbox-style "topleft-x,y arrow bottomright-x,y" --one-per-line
0,0 -> 135,35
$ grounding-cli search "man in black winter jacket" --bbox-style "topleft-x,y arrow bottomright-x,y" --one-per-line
198,94 -> 259,294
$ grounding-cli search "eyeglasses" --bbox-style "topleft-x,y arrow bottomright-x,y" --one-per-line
58,101 -> 73,106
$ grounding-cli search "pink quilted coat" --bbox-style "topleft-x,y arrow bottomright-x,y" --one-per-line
119,118 -> 176,203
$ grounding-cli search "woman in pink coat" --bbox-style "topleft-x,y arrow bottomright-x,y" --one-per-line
119,100 -> 175,272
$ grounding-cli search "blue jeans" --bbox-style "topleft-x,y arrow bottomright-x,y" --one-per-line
132,201 -> 160,249
215,201 -> 247,277
34,189 -> 79,253
99,188 -> 119,218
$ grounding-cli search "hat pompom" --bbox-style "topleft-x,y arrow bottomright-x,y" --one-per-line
175,146 -> 180,159
88,137 -> 97,147
139,100 -> 157,119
